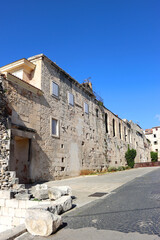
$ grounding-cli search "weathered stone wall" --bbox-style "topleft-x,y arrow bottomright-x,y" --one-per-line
2,77 -> 41,184
0,55 -> 151,184
27,56 -> 150,182
29,57 -> 107,181
0,75 -> 13,190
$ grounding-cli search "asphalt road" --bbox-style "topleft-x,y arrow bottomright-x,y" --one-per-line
17,168 -> 160,240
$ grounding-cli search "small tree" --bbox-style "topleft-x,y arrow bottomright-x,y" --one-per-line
125,146 -> 137,168
150,151 -> 158,162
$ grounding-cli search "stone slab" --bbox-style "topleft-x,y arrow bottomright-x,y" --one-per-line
0,224 -> 26,240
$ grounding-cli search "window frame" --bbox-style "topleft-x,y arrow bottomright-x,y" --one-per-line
68,92 -> 74,106
84,102 -> 89,114
51,117 -> 59,138
51,81 -> 59,98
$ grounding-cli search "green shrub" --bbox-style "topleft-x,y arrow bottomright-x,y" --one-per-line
107,167 -> 117,172
117,166 -> 124,171
125,166 -> 131,170
150,151 -> 158,162
125,146 -> 136,168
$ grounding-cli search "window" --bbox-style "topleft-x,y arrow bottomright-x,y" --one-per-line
119,123 -> 121,139
51,118 -> 59,137
84,102 -> 89,114
128,130 -> 130,143
51,82 -> 59,97
96,109 -> 99,117
154,134 -> 156,138
154,141 -> 158,145
105,113 -> 108,133
124,127 -> 127,141
68,92 -> 74,106
156,149 -> 158,152
113,119 -> 115,137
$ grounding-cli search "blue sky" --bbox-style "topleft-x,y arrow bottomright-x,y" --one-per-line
0,0 -> 160,130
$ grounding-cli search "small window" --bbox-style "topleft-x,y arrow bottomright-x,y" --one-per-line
96,109 -> 98,117
119,123 -> 121,139
154,134 -> 156,138
154,141 -> 158,145
105,113 -> 108,133
51,118 -> 59,136
52,82 -> 59,97
84,102 -> 89,114
156,149 -> 158,152
68,92 -> 74,106
113,119 -> 115,137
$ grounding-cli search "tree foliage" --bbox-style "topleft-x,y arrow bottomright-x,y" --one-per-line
125,146 -> 137,168
150,151 -> 158,162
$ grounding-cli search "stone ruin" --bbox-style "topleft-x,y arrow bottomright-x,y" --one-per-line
0,74 -> 25,191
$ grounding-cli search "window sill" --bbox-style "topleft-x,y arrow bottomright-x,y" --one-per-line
51,134 -> 60,139
51,94 -> 60,100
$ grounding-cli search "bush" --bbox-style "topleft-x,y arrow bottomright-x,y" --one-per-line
125,146 -> 137,168
150,152 -> 158,162
107,167 -> 117,172
117,166 -> 124,171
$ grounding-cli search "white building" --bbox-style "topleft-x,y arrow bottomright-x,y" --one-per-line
145,126 -> 160,161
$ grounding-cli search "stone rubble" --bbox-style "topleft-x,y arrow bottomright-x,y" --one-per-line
24,185 -> 72,236
25,209 -> 62,237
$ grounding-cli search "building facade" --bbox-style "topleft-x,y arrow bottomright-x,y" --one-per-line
0,54 -> 151,187
145,127 -> 160,160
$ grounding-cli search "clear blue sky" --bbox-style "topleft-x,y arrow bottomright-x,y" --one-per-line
0,0 -> 160,130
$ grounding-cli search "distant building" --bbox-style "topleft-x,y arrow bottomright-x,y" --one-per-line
145,127 -> 160,160
0,54 -> 151,188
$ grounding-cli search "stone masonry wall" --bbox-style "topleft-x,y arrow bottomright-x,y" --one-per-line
0,75 -> 13,190
0,55 -> 151,184
30,58 -> 107,181
27,56 -> 150,182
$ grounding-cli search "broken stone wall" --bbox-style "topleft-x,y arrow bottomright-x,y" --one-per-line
0,75 -> 13,189
3,76 -> 41,184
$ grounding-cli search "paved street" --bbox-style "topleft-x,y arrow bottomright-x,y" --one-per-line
16,167 -> 160,239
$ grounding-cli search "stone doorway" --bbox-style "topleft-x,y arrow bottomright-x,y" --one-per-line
10,136 -> 31,184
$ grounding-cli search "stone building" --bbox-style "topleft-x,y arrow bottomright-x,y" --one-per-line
0,54 -> 151,186
145,127 -> 160,160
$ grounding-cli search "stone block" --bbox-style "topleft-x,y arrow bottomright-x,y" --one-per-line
54,196 -> 72,214
56,186 -> 72,195
0,215 -> 12,225
25,209 -> 62,236
18,200 -> 26,209
48,188 -> 62,200
35,184 -> 48,191
26,200 -> 40,209
12,217 -> 21,227
14,208 -> 23,218
6,199 -> 19,208
1,206 -> 8,216
15,193 -> 31,200
0,224 -> 26,240
0,190 -> 14,199
8,207 -> 15,217
0,198 -> 5,207
29,203 -> 57,214
33,189 -> 48,200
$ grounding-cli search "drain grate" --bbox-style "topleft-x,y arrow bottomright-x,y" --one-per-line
88,192 -> 108,197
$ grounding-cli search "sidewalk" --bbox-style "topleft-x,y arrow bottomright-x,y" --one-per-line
34,167 -> 160,209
